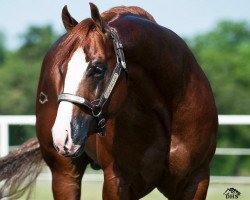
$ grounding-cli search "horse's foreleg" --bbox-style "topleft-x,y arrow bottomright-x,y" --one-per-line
181,169 -> 209,200
48,153 -> 89,200
102,164 -> 120,200
102,164 -> 137,200
158,166 -> 209,200
178,167 -> 210,200
51,172 -> 81,200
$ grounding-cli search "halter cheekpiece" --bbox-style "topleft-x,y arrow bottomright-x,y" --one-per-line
57,27 -> 127,136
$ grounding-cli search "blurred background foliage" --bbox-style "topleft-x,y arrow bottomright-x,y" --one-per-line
0,25 -> 59,146
0,21 -> 249,176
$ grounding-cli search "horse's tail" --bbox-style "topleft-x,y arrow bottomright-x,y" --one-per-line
0,138 -> 45,199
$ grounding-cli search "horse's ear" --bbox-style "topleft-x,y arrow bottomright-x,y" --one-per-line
62,5 -> 78,32
89,3 -> 105,32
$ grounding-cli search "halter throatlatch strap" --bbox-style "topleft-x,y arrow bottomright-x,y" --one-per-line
57,27 -> 127,136
110,29 -> 127,72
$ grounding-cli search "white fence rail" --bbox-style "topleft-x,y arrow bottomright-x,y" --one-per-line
0,115 -> 35,157
0,115 -> 250,184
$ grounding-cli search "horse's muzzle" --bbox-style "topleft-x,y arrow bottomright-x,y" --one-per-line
52,116 -> 96,157
53,141 -> 85,158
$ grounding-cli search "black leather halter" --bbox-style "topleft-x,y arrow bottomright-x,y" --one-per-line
57,28 -> 127,136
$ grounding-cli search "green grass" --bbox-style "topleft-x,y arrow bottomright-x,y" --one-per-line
19,179 -> 250,200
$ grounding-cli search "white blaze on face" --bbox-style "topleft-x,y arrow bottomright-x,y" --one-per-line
52,47 -> 88,154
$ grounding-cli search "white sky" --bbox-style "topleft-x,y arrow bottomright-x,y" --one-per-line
1,0 -> 250,49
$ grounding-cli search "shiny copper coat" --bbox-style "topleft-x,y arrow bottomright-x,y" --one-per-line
36,3 -> 217,200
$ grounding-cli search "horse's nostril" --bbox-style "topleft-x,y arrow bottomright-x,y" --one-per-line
64,145 -> 69,154
65,132 -> 69,144
53,143 -> 60,152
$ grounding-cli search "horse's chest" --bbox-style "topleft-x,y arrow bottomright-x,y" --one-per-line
113,136 -> 167,184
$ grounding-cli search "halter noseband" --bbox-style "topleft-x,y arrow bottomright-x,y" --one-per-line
57,28 -> 127,136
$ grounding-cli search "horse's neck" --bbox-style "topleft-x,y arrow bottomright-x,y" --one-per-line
112,16 -> 198,135
128,44 -> 188,112
113,61 -> 172,138
115,17 -> 190,107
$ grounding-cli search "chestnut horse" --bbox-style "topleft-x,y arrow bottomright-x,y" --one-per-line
0,3 -> 217,200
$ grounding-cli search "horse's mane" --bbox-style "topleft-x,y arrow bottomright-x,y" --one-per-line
49,6 -> 155,70
102,6 -> 156,23
51,18 -> 94,70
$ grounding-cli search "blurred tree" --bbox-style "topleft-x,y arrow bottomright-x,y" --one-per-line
0,55 -> 39,114
189,21 -> 250,114
0,32 -> 6,65
0,25 -> 58,114
0,25 -> 58,145
17,25 -> 58,62
187,21 -> 250,176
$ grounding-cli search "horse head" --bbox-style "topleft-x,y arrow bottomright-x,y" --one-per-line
52,3 -> 128,157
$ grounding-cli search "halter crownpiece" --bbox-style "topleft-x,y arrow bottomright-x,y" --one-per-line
57,27 -> 127,136
110,28 -> 127,72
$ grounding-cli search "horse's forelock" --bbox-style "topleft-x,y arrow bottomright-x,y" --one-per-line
52,6 -> 155,70
53,18 -> 94,68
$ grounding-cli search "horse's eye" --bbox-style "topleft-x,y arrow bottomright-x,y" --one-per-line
87,63 -> 106,78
